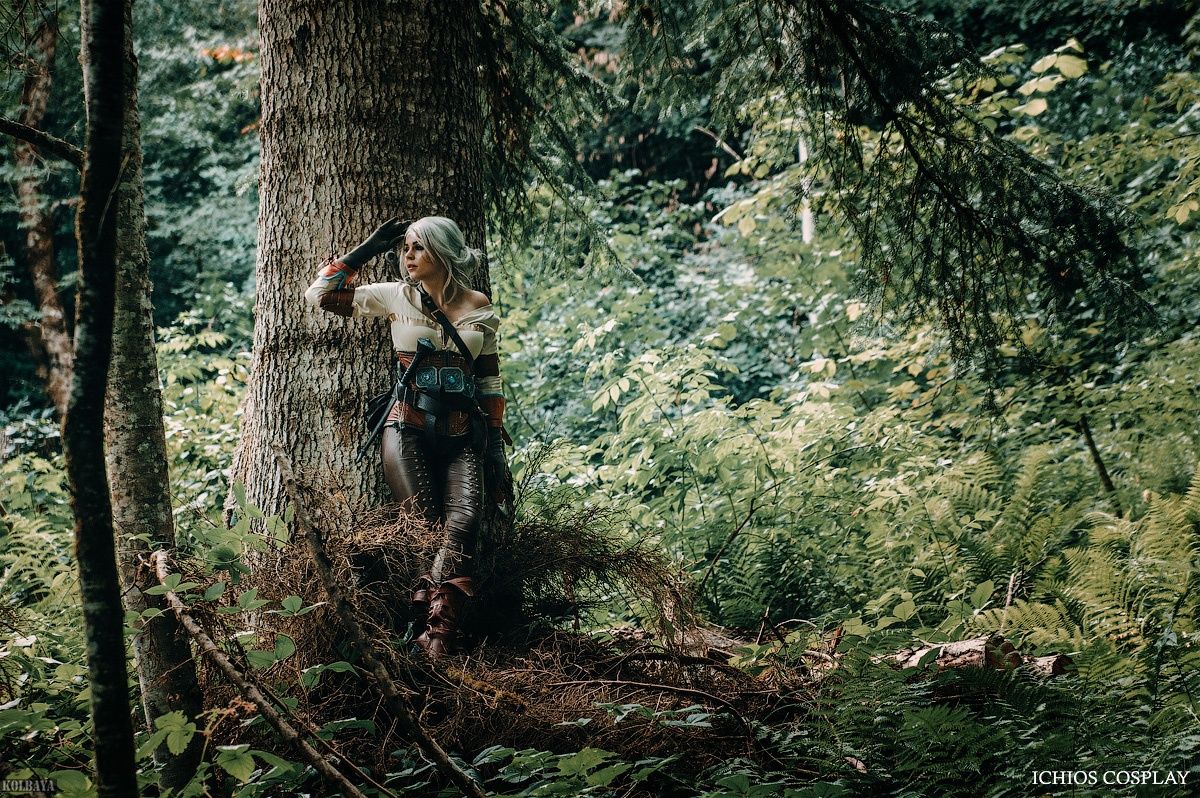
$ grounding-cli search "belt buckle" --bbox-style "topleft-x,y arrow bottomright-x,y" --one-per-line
414,366 -> 439,390
440,367 -> 465,393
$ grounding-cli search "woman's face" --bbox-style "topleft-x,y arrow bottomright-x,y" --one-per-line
403,231 -> 444,283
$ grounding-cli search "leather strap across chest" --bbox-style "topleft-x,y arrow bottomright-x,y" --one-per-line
415,284 -> 476,373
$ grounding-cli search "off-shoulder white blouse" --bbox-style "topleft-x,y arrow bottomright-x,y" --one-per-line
305,280 -> 499,360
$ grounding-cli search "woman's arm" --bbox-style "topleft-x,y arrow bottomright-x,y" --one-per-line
304,259 -> 359,316
304,218 -> 411,316
475,316 -> 510,444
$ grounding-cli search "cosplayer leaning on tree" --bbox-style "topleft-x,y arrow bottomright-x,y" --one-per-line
304,216 -> 511,657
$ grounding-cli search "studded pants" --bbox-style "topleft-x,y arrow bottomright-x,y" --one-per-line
381,423 -> 482,581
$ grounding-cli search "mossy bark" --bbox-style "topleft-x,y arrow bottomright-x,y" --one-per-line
13,14 -> 73,416
105,0 -> 204,788
66,1 -> 138,795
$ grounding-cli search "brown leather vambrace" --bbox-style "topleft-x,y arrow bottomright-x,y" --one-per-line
319,288 -> 356,317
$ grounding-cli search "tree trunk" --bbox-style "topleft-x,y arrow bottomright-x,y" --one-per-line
13,13 -> 74,416
105,0 -> 204,787
66,0 -> 138,795
230,0 -> 488,531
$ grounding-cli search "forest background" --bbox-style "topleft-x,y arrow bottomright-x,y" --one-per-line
1,0 -> 1199,796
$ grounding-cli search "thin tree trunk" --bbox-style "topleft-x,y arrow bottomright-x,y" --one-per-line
13,13 -> 74,415
230,0 -> 488,533
66,1 -> 138,796
1078,412 -> 1122,517
105,0 -> 204,787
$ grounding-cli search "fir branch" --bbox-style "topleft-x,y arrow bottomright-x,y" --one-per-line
617,0 -> 1155,375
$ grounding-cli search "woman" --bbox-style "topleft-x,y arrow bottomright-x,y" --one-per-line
304,216 -> 509,656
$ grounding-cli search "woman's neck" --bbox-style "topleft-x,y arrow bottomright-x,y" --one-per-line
419,277 -> 449,307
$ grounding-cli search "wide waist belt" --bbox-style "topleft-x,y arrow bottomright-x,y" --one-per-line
390,350 -> 481,440
397,349 -> 471,370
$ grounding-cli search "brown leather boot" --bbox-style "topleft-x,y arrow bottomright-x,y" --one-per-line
414,576 -> 474,657
410,574 -> 435,639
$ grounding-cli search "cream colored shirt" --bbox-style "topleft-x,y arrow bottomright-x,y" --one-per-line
305,280 -> 497,356
304,278 -> 502,394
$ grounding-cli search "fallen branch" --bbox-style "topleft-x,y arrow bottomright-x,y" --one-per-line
1026,653 -> 1074,678
596,650 -> 750,679
443,663 -> 531,713
889,634 -> 1022,671
253,677 -> 402,798
885,634 -> 1070,678
274,450 -> 489,798
150,550 -> 370,798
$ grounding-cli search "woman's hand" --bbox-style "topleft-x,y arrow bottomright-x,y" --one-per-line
484,426 -> 511,499
340,217 -> 413,269
364,217 -> 412,253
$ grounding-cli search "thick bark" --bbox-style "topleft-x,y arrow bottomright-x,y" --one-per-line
104,1 -> 204,787
13,14 -> 74,416
231,0 -> 488,529
66,1 -> 138,796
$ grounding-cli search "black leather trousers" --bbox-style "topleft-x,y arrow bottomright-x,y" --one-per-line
381,424 -> 481,581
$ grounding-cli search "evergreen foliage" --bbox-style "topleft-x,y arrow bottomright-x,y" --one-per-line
615,0 -> 1156,374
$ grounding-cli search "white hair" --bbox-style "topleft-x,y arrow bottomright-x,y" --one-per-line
406,216 -> 482,304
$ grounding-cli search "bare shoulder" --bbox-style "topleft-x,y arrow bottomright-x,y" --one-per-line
465,289 -> 492,310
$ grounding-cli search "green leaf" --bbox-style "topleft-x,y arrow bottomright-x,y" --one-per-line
232,481 -> 248,509
971,580 -> 995,609
49,771 -> 91,796
167,724 -> 197,755
556,746 -> 614,776
155,710 -> 191,732
204,581 -> 227,601
145,572 -> 183,595
237,588 -> 268,612
474,745 -> 516,766
216,745 -> 256,783
300,661 -> 354,688
1054,54 -> 1088,78
1014,98 -> 1048,116
587,762 -> 632,787
136,728 -> 169,760
273,634 -> 296,661
1031,54 -> 1057,73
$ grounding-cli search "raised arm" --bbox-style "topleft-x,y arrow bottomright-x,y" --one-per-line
304,259 -> 360,315
304,217 -> 411,316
